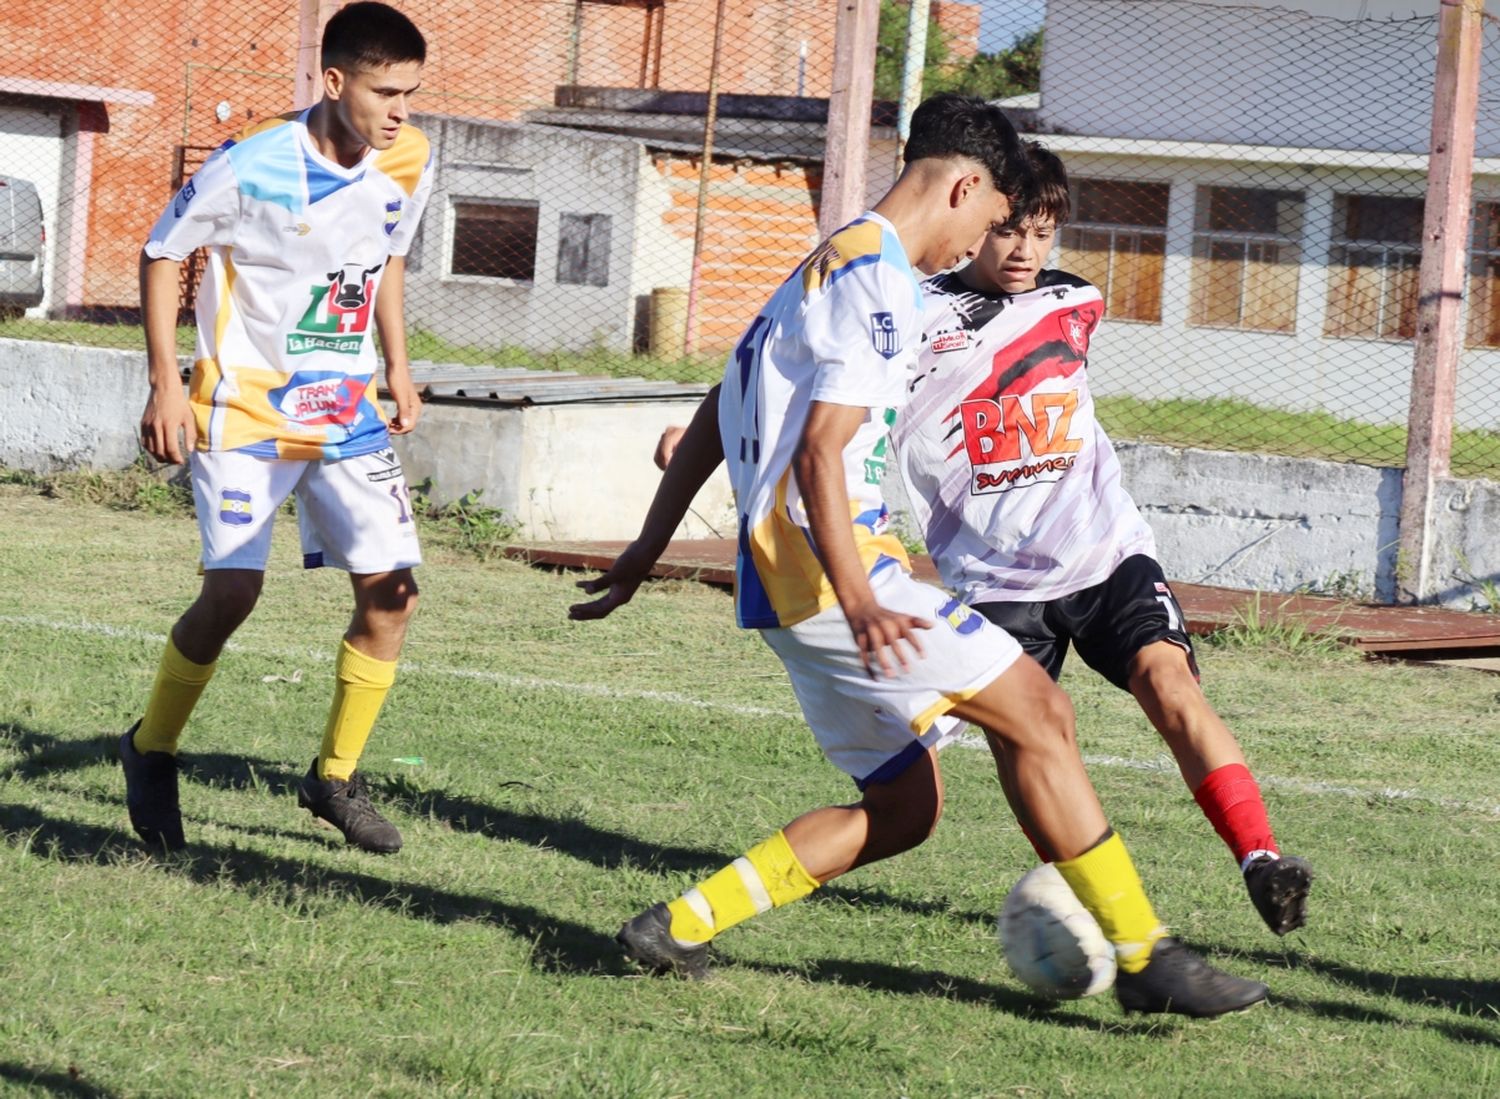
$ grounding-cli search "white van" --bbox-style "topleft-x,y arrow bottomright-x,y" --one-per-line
0,176 -> 45,314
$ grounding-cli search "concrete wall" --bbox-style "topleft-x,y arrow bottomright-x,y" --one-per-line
4,336 -> 1495,607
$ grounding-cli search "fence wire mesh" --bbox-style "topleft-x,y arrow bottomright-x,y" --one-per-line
0,0 -> 1496,478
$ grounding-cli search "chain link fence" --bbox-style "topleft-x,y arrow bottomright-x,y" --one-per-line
0,0 -> 1496,477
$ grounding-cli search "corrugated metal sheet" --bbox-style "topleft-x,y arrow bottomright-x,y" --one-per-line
408,363 -> 710,406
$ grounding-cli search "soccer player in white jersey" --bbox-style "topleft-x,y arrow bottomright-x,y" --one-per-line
895,142 -> 1313,935
572,95 -> 1269,1017
121,2 -> 433,854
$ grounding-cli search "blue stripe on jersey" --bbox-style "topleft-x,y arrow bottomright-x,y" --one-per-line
881,231 -> 924,311
321,428 -> 391,461
735,514 -> 781,629
237,439 -> 282,458
304,147 -> 366,204
228,126 -> 304,213
821,251 -> 881,292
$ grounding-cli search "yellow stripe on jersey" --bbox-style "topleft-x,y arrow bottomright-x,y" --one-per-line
801,219 -> 886,295
745,470 -> 912,628
231,112 -> 297,145
374,126 -> 431,197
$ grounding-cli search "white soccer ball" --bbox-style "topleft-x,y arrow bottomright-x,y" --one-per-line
998,862 -> 1117,1000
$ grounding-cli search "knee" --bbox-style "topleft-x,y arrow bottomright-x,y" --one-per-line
1129,648 -> 1199,717
360,573 -> 420,629
1008,683 -> 1077,754
201,572 -> 263,626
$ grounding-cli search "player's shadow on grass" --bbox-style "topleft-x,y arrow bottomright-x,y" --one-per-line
0,801 -> 626,978
1229,942 -> 1500,1024
0,1062 -> 117,1098
740,957 -> 1166,1034
1,726 -> 997,931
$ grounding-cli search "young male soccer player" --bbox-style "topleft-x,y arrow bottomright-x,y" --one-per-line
122,1 -> 433,854
572,95 -> 1269,1017
893,142 -> 1313,934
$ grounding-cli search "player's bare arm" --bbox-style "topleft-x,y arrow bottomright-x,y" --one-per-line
793,400 -> 931,678
138,251 -> 196,464
373,254 -> 421,434
570,385 -> 724,620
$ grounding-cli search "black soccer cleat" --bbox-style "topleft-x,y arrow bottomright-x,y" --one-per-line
1114,937 -> 1269,1018
296,760 -> 403,854
617,902 -> 712,979
118,721 -> 186,852
1244,854 -> 1313,936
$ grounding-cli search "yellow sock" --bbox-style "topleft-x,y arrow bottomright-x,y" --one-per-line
134,636 -> 216,755
317,640 -> 397,781
1054,830 -> 1167,974
666,829 -> 820,945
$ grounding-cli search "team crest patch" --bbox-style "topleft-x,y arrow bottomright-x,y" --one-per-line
218,488 -> 252,526
1060,307 -> 1096,358
173,180 -> 196,218
870,312 -> 901,359
937,597 -> 983,636
930,330 -> 969,354
384,199 -> 403,236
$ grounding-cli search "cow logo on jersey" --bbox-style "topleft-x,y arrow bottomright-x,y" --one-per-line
268,371 -> 373,428
218,488 -> 252,526
174,180 -> 196,219
286,260 -> 383,355
384,199 -> 403,236
870,312 -> 901,358
936,597 -> 983,636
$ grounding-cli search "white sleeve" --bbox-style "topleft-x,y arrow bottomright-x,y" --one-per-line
805,262 -> 919,410
387,153 -> 434,258
143,145 -> 240,260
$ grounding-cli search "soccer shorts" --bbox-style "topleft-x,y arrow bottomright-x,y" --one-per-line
973,555 -> 1197,691
760,566 -> 1023,790
191,446 -> 422,573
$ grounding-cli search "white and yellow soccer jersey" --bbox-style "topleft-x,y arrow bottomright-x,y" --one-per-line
144,109 -> 433,460
719,212 -> 922,629
894,269 -> 1156,603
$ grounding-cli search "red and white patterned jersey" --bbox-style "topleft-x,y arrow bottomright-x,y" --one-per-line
893,269 -> 1156,603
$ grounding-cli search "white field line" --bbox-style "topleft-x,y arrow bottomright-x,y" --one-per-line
6,613 -> 1499,818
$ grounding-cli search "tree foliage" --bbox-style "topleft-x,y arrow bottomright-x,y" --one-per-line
874,0 -> 1042,103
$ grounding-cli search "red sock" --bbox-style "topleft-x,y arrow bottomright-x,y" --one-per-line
1193,763 -> 1279,870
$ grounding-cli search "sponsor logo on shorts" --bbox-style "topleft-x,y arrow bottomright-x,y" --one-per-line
365,447 -> 405,482
218,488 -> 252,525
937,597 -> 983,636
1154,582 -> 1169,593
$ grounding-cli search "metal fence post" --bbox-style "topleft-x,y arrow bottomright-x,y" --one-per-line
1397,0 -> 1485,603
819,0 -> 879,241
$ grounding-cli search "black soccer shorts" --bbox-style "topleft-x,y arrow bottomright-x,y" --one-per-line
972,555 -> 1199,691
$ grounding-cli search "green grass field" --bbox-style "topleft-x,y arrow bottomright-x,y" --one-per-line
2,485 -> 1498,1098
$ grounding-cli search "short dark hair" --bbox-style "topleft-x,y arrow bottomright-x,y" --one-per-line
322,2 -> 426,73
1020,141 -> 1071,225
903,94 -> 1034,216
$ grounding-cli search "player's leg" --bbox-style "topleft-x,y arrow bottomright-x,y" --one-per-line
121,452 -> 295,850
1072,556 -> 1313,935
292,449 -> 422,853
952,662 -> 1268,1016
619,749 -> 944,978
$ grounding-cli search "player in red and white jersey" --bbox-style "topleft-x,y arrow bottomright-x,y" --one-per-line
895,143 -> 1313,936
120,3 -> 432,856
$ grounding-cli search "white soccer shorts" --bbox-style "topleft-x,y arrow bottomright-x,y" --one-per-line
760,566 -> 1023,789
191,446 -> 422,573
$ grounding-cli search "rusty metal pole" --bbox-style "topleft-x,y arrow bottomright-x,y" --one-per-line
1397,0 -> 1484,603
683,0 -> 729,357
818,0 -> 879,241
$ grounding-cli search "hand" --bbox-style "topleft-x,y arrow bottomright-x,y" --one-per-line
140,385 -> 197,464
386,370 -> 423,435
653,425 -> 687,471
845,600 -> 932,679
568,543 -> 658,621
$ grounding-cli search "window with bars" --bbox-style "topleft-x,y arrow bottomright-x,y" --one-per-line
1056,179 -> 1169,323
1189,186 -> 1304,333
1466,201 -> 1500,349
449,199 -> 539,281
1324,194 -> 1422,341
